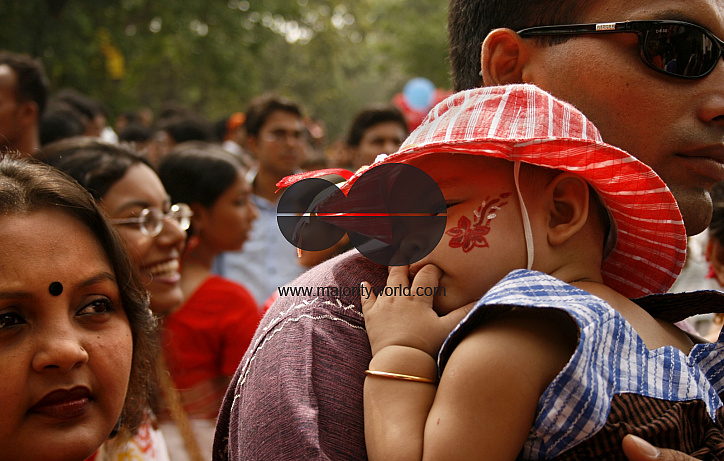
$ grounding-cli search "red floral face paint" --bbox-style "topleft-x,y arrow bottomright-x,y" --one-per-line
445,192 -> 512,252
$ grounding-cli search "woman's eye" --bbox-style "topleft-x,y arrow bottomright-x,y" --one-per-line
0,311 -> 25,330
77,298 -> 114,316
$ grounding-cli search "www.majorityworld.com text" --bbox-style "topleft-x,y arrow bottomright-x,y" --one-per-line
277,284 -> 446,299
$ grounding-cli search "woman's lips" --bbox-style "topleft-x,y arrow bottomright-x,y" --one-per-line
144,258 -> 181,283
30,387 -> 91,419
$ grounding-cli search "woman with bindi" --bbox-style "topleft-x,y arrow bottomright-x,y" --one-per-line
0,155 -> 157,461
38,137 -> 190,459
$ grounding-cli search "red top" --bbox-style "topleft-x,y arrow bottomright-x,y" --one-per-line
162,275 -> 260,417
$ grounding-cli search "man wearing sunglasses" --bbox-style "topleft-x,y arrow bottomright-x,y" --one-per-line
449,1 -> 724,459
449,0 -> 724,240
214,1 -> 723,460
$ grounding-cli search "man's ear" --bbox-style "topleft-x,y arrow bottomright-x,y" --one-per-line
246,135 -> 259,157
481,28 -> 532,85
17,101 -> 38,128
544,173 -> 590,247
705,237 -> 724,287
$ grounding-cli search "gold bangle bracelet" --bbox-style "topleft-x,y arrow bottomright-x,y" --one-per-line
365,369 -> 438,384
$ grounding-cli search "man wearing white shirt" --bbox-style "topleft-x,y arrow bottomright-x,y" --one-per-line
215,94 -> 306,307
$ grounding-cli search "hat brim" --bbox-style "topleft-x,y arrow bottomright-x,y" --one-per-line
339,136 -> 686,299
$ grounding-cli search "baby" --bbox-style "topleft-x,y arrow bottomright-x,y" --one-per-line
356,84 -> 723,459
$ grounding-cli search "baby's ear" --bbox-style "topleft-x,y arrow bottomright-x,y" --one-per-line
481,28 -> 531,86
545,173 -> 590,247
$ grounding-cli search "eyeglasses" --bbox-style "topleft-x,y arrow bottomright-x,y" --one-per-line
517,20 -> 724,79
110,203 -> 193,237
260,130 -> 305,144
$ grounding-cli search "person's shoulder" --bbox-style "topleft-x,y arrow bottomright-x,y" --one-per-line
299,249 -> 385,283
440,270 -> 592,373
450,306 -> 579,395
184,276 -> 258,315
260,251 -> 386,333
284,249 -> 387,301
206,274 -> 254,297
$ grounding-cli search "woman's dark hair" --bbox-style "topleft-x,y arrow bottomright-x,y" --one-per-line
36,136 -> 153,200
0,154 -> 158,439
157,141 -> 244,231
157,114 -> 215,144
39,101 -> 86,146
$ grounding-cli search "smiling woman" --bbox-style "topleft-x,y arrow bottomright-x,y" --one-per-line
38,137 -> 188,317
0,155 -> 157,461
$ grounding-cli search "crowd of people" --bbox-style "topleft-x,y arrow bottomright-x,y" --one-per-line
0,46 -> 411,461
1,0 -> 724,459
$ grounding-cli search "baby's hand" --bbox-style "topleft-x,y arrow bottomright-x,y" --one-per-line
361,265 -> 471,358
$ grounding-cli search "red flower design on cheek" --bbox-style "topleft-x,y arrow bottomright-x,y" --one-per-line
446,216 -> 490,252
445,193 -> 511,253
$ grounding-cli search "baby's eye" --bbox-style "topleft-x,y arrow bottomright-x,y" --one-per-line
0,311 -> 25,330
77,298 -> 114,316
431,202 -> 448,216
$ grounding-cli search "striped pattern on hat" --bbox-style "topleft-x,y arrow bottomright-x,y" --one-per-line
345,84 -> 686,299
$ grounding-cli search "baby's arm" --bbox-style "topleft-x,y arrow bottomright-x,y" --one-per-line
361,264 -> 471,461
422,308 -> 577,459
362,266 -> 577,460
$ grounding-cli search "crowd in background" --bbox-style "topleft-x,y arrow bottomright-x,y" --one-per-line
2,36 -> 724,460
0,48 -> 412,461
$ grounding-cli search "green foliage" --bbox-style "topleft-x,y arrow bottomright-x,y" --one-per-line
2,0 -> 450,140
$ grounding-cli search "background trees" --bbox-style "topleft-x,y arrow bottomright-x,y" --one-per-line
2,0 -> 449,140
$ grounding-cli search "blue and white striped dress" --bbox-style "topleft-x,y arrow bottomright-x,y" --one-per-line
439,269 -> 724,459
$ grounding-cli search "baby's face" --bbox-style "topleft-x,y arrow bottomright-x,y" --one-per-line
407,154 -> 530,314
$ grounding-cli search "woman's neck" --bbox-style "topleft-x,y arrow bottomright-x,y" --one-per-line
180,242 -> 216,299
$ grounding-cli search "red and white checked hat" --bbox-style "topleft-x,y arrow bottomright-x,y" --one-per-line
338,84 -> 687,299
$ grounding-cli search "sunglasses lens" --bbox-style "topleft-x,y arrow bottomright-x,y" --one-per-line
642,23 -> 719,77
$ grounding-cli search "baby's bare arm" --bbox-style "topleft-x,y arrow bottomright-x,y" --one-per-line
362,267 -> 577,460
362,264 -> 470,461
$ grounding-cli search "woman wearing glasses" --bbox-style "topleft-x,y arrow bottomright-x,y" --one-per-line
156,141 -> 260,461
39,137 -> 190,318
39,137 -> 192,460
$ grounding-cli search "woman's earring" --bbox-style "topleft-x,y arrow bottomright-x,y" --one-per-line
109,415 -> 122,439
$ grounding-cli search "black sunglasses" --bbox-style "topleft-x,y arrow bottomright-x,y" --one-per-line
517,20 -> 724,79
